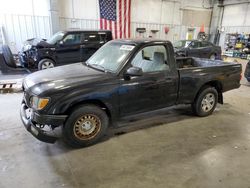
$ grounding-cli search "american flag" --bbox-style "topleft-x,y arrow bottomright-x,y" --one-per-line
99,0 -> 131,39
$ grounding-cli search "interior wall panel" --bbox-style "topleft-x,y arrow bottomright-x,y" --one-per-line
0,0 -> 213,52
219,3 -> 250,48
222,4 -> 247,26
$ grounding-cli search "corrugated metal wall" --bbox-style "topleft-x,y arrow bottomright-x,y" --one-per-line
0,14 -> 51,53
0,14 -> 208,53
59,17 -> 99,30
59,17 -> 209,42
219,3 -> 250,49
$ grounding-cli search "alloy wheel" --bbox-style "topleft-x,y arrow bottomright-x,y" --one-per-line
201,93 -> 215,112
41,61 -> 54,69
210,54 -> 216,60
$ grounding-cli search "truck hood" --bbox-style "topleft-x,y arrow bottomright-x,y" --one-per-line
23,63 -> 107,95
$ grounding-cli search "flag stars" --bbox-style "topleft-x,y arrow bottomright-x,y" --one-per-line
100,0 -> 116,21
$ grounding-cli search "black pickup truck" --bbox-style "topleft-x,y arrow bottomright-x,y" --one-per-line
20,39 -> 242,147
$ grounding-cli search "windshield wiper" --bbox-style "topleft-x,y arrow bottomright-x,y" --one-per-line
85,62 -> 111,73
82,61 -> 88,66
83,61 -> 113,73
91,63 -> 109,72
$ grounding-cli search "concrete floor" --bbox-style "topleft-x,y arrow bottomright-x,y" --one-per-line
1,61 -> 250,188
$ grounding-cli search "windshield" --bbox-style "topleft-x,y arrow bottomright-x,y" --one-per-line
173,40 -> 191,48
86,42 -> 134,73
47,31 -> 65,44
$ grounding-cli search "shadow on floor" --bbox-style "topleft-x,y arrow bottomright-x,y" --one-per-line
52,103 -> 243,153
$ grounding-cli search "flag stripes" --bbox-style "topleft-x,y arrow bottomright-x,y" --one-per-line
99,0 -> 131,39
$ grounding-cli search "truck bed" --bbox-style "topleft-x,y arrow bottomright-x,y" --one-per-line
175,57 -> 242,104
176,57 -> 235,69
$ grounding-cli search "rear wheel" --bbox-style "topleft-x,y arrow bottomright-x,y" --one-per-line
62,105 -> 109,147
38,59 -> 55,70
192,86 -> 218,117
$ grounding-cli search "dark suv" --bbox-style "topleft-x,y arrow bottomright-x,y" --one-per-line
19,30 -> 112,70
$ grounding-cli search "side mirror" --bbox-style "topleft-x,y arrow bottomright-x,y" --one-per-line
58,41 -> 64,45
125,67 -> 143,78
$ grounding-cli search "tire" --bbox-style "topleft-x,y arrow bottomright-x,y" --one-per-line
62,105 -> 109,148
2,45 -> 16,68
209,54 -> 216,60
38,59 -> 55,70
192,86 -> 218,117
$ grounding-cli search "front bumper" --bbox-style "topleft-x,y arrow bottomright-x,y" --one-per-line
20,102 -> 67,143
18,51 -> 37,68
245,63 -> 250,82
18,52 -> 29,68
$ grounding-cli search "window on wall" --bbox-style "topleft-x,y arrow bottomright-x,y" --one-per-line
182,9 -> 211,28
131,45 -> 169,73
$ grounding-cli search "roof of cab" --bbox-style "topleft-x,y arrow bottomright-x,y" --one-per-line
112,38 -> 171,45
64,29 -> 112,33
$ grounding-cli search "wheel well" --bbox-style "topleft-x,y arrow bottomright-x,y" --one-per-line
65,99 -> 112,120
196,81 -> 223,104
210,53 -> 217,57
205,80 -> 222,92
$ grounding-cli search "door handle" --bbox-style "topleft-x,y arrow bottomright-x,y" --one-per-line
165,78 -> 173,81
147,84 -> 159,89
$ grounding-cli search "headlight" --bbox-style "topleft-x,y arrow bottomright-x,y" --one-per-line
22,44 -> 32,52
30,96 -> 49,110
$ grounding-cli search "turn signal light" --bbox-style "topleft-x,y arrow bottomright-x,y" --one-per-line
38,98 -> 49,110
30,96 -> 50,110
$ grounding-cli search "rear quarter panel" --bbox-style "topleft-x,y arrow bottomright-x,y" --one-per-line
177,63 -> 241,104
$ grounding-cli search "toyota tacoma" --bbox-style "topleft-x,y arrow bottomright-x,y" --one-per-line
20,39 -> 242,147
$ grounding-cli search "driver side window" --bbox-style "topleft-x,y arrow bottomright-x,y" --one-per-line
131,45 -> 169,73
190,41 -> 201,48
63,33 -> 81,45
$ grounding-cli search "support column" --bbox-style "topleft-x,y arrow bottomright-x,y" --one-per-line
49,0 -> 60,35
209,0 -> 224,44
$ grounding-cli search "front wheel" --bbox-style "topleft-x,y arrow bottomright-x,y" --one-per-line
38,59 -> 55,70
62,105 -> 109,147
192,86 -> 218,117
